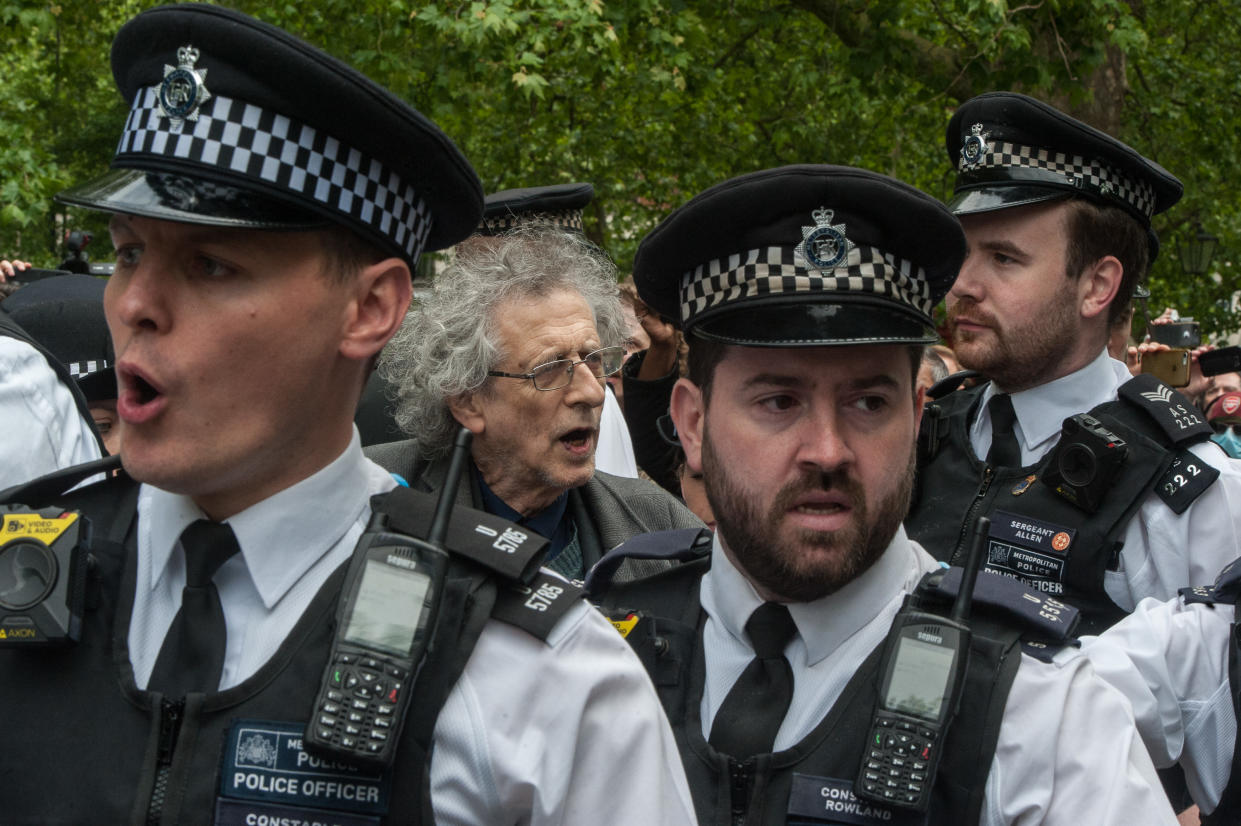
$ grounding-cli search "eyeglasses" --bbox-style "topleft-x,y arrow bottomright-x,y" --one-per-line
488,346 -> 625,391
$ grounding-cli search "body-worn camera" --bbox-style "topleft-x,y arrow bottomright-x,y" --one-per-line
0,505 -> 87,645
1041,415 -> 1128,513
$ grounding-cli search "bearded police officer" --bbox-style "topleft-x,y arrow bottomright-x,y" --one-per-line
593,164 -> 1175,825
905,93 -> 1241,637
0,6 -> 694,824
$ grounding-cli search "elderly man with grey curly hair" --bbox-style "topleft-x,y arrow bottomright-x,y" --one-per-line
370,227 -> 703,581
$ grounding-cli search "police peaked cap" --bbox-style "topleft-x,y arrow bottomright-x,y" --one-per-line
3,274 -> 116,401
477,182 -> 594,236
58,4 -> 483,267
634,165 -> 965,346
946,92 -> 1183,235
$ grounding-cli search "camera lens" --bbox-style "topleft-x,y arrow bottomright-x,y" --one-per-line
1058,443 -> 1098,489
0,541 -> 57,610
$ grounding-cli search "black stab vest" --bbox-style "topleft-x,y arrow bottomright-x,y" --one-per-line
0,471 -> 579,825
596,557 -> 1026,826
907,376 -> 1216,635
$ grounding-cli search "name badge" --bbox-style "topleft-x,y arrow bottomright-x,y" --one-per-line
786,775 -> 926,825
220,720 -> 390,820
984,510 -> 1076,596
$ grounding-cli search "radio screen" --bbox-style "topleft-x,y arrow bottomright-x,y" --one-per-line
883,635 -> 955,720
343,559 -> 431,657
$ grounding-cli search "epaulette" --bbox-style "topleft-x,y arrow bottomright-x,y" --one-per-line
0,455 -> 123,505
584,527 -> 713,595
917,567 -> 1080,641
372,486 -> 548,585
491,572 -> 585,642
1116,374 -> 1213,447
1179,555 -> 1241,606
927,369 -> 981,400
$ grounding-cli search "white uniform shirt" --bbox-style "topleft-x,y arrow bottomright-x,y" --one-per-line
595,384 -> 639,478
129,430 -> 696,825
969,348 -> 1241,610
701,527 -> 1177,825
0,335 -> 101,488
1079,594 -> 1238,814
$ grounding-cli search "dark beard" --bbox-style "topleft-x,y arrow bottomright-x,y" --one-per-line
701,428 -> 916,603
947,285 -> 1079,393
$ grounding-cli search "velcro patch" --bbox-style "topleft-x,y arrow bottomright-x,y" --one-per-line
220,720 -> 389,815
786,775 -> 925,825
374,487 -> 548,583
1178,585 -> 1222,606
1214,556 -> 1241,602
1118,374 -> 1213,445
490,572 -> 584,641
926,568 -> 1079,640
215,797 -> 379,826
1154,450 -> 1219,514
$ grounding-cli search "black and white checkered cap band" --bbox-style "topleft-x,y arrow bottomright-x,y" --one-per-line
679,245 -> 932,324
69,359 -> 109,378
117,87 -> 432,260
479,209 -> 584,234
962,139 -> 1156,219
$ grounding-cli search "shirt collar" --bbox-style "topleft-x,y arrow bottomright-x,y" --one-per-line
701,525 -> 927,666
983,348 -> 1122,453
144,428 -> 376,608
476,464 -> 569,540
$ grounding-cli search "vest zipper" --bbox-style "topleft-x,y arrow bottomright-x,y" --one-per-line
727,757 -> 753,826
146,698 -> 184,826
950,465 -> 994,565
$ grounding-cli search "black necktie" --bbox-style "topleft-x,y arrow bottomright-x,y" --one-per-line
986,393 -> 1022,468
147,520 -> 241,696
709,602 -> 797,758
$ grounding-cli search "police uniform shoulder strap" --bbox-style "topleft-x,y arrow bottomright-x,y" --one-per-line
0,308 -> 105,454
490,571 -> 585,642
1093,377 -> 1220,514
1178,556 -> 1241,607
1114,374 -> 1214,447
916,567 -> 1081,642
919,380 -> 986,465
372,486 -> 549,584
583,526 -> 713,595
0,455 -> 123,506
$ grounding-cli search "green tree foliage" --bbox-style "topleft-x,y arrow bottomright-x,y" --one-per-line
1,0 -> 1237,336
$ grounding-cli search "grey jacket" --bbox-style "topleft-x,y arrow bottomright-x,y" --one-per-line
365,438 -> 704,582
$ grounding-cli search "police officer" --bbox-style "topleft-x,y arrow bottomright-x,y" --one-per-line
0,270 -> 104,485
1078,558 -> 1241,823
906,92 -> 1241,634
3,273 -> 121,454
0,6 -> 694,824
594,164 -> 1175,824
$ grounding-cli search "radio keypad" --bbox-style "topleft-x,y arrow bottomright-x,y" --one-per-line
860,717 -> 936,805
313,653 -> 409,754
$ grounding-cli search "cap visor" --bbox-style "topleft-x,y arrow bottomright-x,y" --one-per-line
57,169 -> 329,230
691,297 -> 937,347
947,184 -> 1070,217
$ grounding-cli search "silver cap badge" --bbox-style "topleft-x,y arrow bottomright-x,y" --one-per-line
158,45 -> 212,128
796,207 -> 854,274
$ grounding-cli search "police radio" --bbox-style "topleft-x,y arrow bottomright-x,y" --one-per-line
304,428 -> 472,768
0,505 -> 87,645
855,516 -> 989,812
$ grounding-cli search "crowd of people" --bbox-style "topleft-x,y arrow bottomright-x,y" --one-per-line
2,4 -> 1241,826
